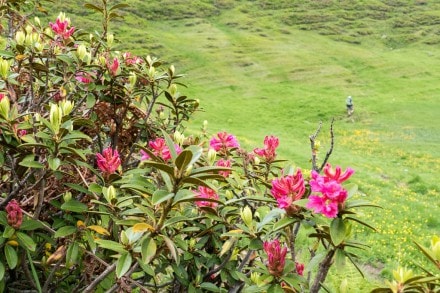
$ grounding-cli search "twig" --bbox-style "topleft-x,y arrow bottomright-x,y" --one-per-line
318,118 -> 335,172
310,248 -> 336,293
73,165 -> 99,200
309,121 -> 322,172
82,263 -> 116,293
42,257 -> 63,292
0,169 -> 37,208
203,248 -> 234,280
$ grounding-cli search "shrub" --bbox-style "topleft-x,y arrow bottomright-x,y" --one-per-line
0,1 -> 379,292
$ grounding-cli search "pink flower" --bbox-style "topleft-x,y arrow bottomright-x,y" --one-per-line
75,72 -> 92,84
140,137 -> 182,161
263,239 -> 287,277
122,52 -> 143,65
216,159 -> 232,178
194,186 -> 219,209
271,169 -> 305,211
6,200 -> 23,229
306,165 -> 354,218
96,147 -> 121,175
0,93 -> 5,101
254,135 -> 279,163
107,57 -> 120,76
209,132 -> 239,153
17,129 -> 27,137
295,262 -> 305,276
50,17 -> 75,39
323,163 -> 354,183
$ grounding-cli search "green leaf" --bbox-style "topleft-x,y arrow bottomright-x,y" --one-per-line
268,284 -> 284,293
162,235 -> 179,265
66,241 -> 79,268
335,248 -> 346,269
19,159 -> 44,169
109,3 -> 130,11
345,216 -> 376,231
413,241 -> 438,267
95,239 -> 127,253
3,226 -> 15,238
54,226 -> 77,238
16,232 -> 36,251
4,245 -> 17,269
152,190 -> 174,205
116,252 -> 132,278
59,146 -> 87,161
161,130 -> 177,160
200,283 -> 221,292
330,217 -> 346,246
142,161 -> 174,175
84,3 -> 103,13
163,216 -> 191,229
141,238 -> 156,264
257,208 -> 285,231
273,217 -> 297,232
61,199 -> 88,213
174,149 -> 193,172
61,131 -> 92,142
0,262 -> 4,282
26,250 -> 42,293
48,157 -> 61,171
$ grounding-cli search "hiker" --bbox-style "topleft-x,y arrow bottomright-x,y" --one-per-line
346,96 -> 354,116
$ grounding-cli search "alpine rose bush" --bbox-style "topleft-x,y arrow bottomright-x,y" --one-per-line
0,1 -> 380,292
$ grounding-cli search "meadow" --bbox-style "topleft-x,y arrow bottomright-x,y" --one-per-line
38,0 -> 440,289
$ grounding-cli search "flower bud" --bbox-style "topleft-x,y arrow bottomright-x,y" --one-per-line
128,72 -> 137,87
6,200 -> 23,229
431,236 -> 440,260
107,34 -> 114,46
169,64 -> 175,76
225,190 -> 233,200
34,42 -> 44,53
76,44 -> 87,61
49,103 -> 62,133
0,94 -> 10,120
15,31 -> 25,45
25,25 -> 33,35
254,156 -> 260,165
184,164 -> 193,176
207,148 -> 217,165
168,84 -> 177,96
60,99 -> 74,116
63,191 -> 72,202
0,57 -> 10,79
240,206 -> 253,228
173,130 -> 185,145
34,17 -> 41,26
103,185 -> 117,203
120,230 -> 129,245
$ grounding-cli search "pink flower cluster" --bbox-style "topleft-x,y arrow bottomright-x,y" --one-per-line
6,200 -> 23,229
209,132 -> 239,154
122,52 -> 143,65
263,239 -> 287,277
254,135 -> 279,163
215,159 -> 231,178
96,147 -> 121,175
107,57 -> 120,76
271,169 -> 305,213
140,137 -> 182,162
194,186 -> 219,209
306,163 -> 354,218
50,17 -> 75,39
75,72 -> 93,84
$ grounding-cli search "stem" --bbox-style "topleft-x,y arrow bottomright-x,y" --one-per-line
318,118 -> 335,172
289,222 -> 301,263
309,121 -> 322,172
310,249 -> 336,293
82,263 -> 116,293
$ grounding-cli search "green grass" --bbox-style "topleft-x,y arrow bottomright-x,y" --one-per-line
15,0 -> 440,288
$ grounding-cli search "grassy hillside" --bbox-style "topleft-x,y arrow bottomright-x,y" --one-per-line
13,0 -> 440,288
